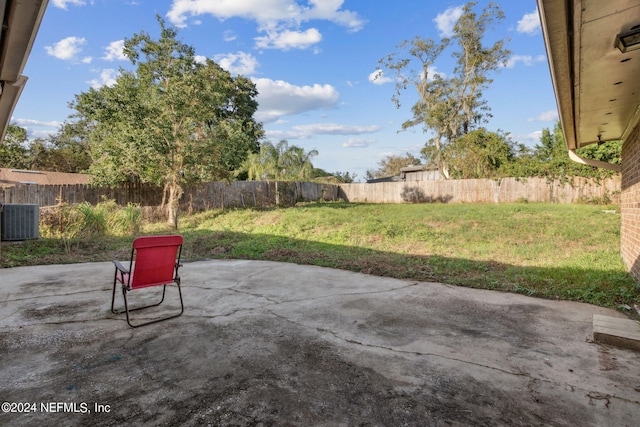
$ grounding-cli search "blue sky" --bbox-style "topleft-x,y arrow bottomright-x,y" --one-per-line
13,0 -> 556,180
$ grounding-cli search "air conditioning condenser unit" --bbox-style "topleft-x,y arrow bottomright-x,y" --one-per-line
1,204 -> 39,241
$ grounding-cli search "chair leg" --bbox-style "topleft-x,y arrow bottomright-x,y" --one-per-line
122,284 -> 184,328
113,283 -> 166,315
111,270 -> 119,315
126,285 -> 167,312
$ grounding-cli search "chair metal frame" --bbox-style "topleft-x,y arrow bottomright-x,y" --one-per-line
111,235 -> 184,328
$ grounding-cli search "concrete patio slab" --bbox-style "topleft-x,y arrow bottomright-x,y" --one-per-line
593,314 -> 640,352
1,260 -> 639,426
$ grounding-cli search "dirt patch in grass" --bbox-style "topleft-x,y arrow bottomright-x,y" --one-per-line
185,232 -> 237,258
263,248 -> 437,281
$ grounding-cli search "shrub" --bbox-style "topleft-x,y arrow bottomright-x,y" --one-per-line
75,202 -> 109,238
110,203 -> 142,235
39,200 -> 143,239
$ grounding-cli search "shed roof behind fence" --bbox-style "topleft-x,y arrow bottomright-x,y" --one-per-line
0,168 -> 91,187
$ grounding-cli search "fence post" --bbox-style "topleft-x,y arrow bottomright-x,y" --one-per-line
492,179 -> 502,204
0,204 -> 3,260
0,177 -> 622,209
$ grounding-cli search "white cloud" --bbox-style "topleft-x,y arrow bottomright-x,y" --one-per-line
266,123 -> 381,141
215,52 -> 259,75
342,137 -> 375,148
103,40 -> 127,61
166,0 -> 364,50
434,5 -> 463,38
252,77 -> 340,122
528,110 -> 558,122
264,129 -> 294,140
504,54 -> 545,68
292,123 -> 381,136
13,118 -> 62,128
87,69 -> 118,89
224,30 -> 237,42
303,0 -> 364,32
518,10 -> 541,35
423,66 -> 446,81
11,118 -> 61,140
53,0 -> 86,10
29,129 -> 59,140
167,0 -> 363,29
255,28 -> 322,50
45,36 -> 87,61
513,130 -> 543,146
368,69 -> 393,85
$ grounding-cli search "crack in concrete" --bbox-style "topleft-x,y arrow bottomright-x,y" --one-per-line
183,280 -> 422,319
6,272 -> 640,411
180,281 -> 423,320
1,318 -> 106,327
227,280 -> 421,304
315,323 -> 532,377
262,310 -> 640,408
1,288 -> 108,303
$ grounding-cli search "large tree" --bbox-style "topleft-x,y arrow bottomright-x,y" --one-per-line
70,17 -> 262,227
444,128 -> 514,179
379,2 -> 510,179
0,123 -> 29,169
29,122 -> 92,173
531,121 -> 621,178
1,122 -> 92,173
473,120 -> 622,179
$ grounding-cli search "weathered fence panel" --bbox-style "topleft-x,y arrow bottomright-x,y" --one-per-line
339,176 -> 620,204
0,181 -> 341,209
0,176 -> 620,209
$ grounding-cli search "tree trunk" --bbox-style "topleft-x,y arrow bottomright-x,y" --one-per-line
166,182 -> 183,229
434,135 -> 450,180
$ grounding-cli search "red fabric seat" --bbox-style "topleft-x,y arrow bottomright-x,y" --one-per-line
111,235 -> 184,327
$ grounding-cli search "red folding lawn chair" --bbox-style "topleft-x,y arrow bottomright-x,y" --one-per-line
111,235 -> 184,327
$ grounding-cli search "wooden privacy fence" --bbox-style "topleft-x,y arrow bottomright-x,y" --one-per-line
339,176 -> 621,204
0,181 -> 340,209
0,176 -> 621,209
182,181 -> 339,211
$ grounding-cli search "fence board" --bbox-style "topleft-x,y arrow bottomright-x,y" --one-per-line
0,181 -> 340,209
339,176 -> 620,204
0,176 -> 620,210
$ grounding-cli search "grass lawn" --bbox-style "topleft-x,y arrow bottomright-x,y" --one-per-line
2,201 -> 638,312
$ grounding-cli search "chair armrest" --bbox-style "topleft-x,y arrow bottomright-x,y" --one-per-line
113,260 -> 130,274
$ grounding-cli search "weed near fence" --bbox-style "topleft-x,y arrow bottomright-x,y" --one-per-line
40,200 -> 142,240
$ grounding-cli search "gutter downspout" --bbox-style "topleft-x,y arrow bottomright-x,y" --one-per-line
567,149 -> 621,172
